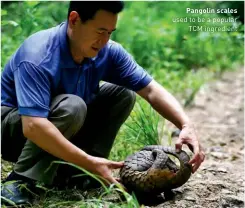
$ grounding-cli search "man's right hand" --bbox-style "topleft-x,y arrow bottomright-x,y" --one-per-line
88,157 -> 124,186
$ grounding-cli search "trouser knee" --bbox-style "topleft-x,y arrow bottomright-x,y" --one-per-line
49,94 -> 87,139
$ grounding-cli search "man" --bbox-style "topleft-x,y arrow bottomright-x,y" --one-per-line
1,1 -> 205,206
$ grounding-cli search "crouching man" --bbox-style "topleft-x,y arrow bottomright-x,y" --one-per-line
1,1 -> 205,206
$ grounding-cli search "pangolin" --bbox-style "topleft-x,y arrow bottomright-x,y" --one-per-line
119,145 -> 192,196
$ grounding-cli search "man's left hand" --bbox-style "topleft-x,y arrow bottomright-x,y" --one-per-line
175,124 -> 205,173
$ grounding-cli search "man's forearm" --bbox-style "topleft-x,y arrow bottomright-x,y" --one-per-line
138,80 -> 190,129
21,116 -> 94,170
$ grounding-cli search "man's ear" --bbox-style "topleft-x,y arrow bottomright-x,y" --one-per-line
68,11 -> 80,26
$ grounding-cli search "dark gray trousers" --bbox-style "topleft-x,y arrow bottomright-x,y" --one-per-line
1,83 -> 136,184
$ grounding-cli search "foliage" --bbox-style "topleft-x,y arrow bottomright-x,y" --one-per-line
112,1 -> 243,103
1,2 -> 68,68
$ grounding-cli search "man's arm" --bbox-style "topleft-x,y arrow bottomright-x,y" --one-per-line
21,116 -> 123,185
137,80 -> 205,173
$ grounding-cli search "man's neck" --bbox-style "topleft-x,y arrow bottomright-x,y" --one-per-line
67,29 -> 84,65
69,43 -> 84,64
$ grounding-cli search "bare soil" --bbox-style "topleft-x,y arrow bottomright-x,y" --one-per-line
157,68 -> 244,208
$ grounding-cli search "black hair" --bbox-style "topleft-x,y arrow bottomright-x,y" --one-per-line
67,1 -> 124,22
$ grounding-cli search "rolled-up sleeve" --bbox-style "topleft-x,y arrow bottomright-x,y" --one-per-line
13,62 -> 51,117
104,42 -> 153,91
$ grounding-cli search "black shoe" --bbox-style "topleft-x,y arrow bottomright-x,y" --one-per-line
1,171 -> 36,207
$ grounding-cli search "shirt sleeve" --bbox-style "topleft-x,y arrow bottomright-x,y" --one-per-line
104,42 -> 153,91
13,62 -> 51,117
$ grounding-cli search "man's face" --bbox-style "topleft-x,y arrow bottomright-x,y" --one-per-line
68,9 -> 118,58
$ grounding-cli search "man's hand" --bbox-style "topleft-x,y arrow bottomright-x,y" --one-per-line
175,124 -> 205,173
89,157 -> 124,187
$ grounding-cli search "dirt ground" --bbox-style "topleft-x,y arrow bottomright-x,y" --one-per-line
157,68 -> 244,208
1,68 -> 244,208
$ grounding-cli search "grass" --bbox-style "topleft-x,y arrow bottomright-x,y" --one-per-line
1,161 -> 141,208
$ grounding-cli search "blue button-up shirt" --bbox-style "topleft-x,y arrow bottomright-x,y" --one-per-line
1,21 -> 152,118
